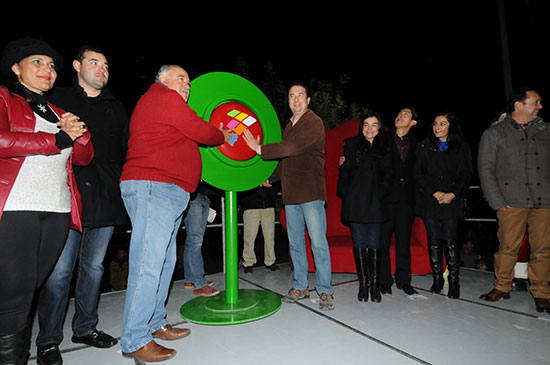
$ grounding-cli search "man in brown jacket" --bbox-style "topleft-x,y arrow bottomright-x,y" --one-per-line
244,83 -> 334,310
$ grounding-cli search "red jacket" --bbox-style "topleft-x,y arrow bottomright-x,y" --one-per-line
121,83 -> 224,192
0,86 -> 94,231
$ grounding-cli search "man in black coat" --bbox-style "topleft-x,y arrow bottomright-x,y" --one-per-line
379,107 -> 419,296
36,46 -> 129,365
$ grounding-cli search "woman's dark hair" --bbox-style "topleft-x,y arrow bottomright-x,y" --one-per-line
358,110 -> 388,153
429,111 -> 465,148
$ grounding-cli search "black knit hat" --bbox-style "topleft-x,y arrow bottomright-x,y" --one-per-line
0,37 -> 63,77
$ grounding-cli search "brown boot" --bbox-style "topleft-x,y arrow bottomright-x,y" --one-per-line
152,324 -> 191,340
479,288 -> 511,302
123,340 -> 176,362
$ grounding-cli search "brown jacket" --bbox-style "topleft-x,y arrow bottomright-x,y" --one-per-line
261,109 -> 326,204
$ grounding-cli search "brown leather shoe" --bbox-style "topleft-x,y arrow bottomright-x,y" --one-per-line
123,340 -> 176,362
479,288 -> 511,302
534,297 -> 550,313
152,324 -> 191,340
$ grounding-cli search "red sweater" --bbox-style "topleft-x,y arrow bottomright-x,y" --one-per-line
121,83 -> 224,192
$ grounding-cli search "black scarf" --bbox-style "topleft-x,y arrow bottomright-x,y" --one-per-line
11,83 -> 58,123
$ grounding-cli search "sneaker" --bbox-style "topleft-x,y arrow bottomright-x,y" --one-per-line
184,280 -> 214,289
71,330 -> 117,348
282,288 -> 309,303
319,292 -> 335,311
244,266 -> 253,273
193,285 -> 220,297
37,344 -> 62,365
266,264 -> 280,271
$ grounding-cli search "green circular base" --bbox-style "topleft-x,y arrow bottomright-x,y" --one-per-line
180,289 -> 281,325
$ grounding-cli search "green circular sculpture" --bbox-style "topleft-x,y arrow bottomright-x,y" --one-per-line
180,72 -> 282,325
189,71 -> 281,192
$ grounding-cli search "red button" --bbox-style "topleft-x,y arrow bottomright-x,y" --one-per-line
210,102 -> 263,161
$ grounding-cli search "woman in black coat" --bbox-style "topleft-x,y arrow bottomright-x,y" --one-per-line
414,111 -> 473,298
338,111 -> 392,302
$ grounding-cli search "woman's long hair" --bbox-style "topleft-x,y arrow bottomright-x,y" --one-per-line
429,111 -> 465,150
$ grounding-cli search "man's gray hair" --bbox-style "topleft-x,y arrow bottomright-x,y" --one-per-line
155,64 -> 174,82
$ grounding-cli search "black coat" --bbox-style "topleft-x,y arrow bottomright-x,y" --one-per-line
414,136 -> 473,220
50,85 -> 129,228
386,130 -> 418,207
337,135 -> 393,224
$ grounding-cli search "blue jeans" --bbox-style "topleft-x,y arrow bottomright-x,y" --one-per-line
36,225 -> 114,346
423,217 -> 458,240
183,193 -> 210,288
285,200 -> 333,294
350,222 -> 381,249
120,180 -> 189,353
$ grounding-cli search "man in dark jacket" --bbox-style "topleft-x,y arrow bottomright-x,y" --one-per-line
379,107 -> 419,296
36,45 -> 129,365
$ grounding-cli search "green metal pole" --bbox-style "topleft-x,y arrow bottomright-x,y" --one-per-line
225,190 -> 238,304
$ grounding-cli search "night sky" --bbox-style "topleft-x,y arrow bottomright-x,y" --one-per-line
1,1 -> 548,154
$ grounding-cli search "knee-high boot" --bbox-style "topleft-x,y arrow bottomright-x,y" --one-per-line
353,247 -> 369,302
444,239 -> 460,299
0,327 -> 29,365
368,248 -> 381,303
428,237 -> 444,293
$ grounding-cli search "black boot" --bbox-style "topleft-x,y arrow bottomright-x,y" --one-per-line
368,249 -> 381,303
0,327 -> 29,365
428,237 -> 444,294
444,239 -> 460,299
353,247 -> 369,302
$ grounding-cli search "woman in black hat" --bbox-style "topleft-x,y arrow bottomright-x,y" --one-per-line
0,37 -> 94,364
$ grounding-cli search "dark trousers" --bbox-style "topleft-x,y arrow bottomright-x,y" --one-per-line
379,202 -> 415,287
0,211 -> 69,335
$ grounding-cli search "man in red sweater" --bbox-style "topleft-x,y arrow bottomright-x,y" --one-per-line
120,65 -> 232,363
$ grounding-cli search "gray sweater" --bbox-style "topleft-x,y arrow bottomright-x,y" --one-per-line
478,115 -> 550,210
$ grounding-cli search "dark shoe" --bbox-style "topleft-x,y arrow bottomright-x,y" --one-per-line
380,284 -> 392,295
534,297 -> 550,313
448,281 -> 460,299
152,324 -> 191,340
71,330 -> 117,348
244,266 -> 253,273
512,278 -> 528,291
123,340 -> 175,362
399,284 -> 418,295
266,264 -> 280,271
480,288 -> 511,302
37,344 -> 62,365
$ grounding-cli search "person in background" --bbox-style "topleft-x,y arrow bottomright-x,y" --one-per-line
338,111 -> 392,303
240,181 -> 281,273
36,45 -> 129,365
182,181 -> 221,297
110,247 -> 129,291
414,111 -> 473,299
0,37 -> 93,364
